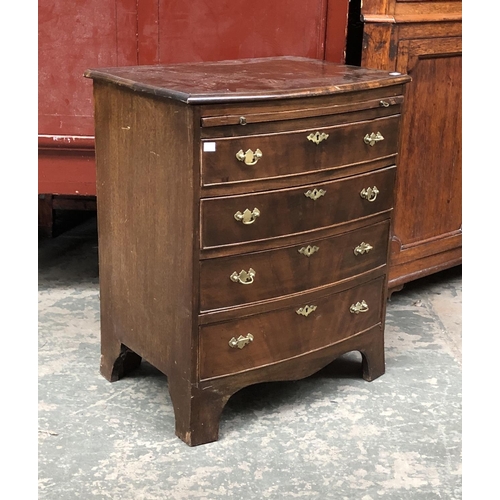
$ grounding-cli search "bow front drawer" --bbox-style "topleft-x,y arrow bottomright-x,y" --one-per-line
200,220 -> 390,311
201,166 -> 396,249
199,277 -> 384,380
201,115 -> 401,186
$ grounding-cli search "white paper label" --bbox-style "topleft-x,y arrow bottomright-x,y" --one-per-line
203,142 -> 216,152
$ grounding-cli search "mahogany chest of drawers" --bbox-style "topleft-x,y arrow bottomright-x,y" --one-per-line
84,57 -> 410,446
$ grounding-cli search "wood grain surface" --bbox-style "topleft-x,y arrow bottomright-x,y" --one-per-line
86,59 -> 407,445
200,220 -> 390,311
201,166 -> 396,248
201,115 -> 401,186
200,277 -> 385,379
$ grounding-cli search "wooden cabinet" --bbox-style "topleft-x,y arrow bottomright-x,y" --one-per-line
85,57 -> 410,445
359,0 -> 462,291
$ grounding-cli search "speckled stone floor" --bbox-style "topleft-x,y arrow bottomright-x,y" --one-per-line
38,217 -> 462,499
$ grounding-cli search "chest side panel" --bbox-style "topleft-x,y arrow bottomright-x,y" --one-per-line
94,82 -> 198,377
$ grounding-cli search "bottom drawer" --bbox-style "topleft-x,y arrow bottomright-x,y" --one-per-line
199,277 -> 384,380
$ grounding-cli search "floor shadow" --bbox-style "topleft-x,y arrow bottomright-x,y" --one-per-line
223,351 -> 364,418
38,216 -> 99,283
389,265 -> 462,300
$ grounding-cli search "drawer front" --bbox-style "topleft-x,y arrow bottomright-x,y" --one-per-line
200,277 -> 384,380
201,115 -> 400,186
200,220 -> 390,311
201,166 -> 396,248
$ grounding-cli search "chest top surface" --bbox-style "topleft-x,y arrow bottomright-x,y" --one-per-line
84,56 -> 410,104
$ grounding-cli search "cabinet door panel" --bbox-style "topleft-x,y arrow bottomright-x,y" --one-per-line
394,37 -> 462,245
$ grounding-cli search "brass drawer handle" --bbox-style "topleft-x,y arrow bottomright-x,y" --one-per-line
236,148 -> 262,165
379,100 -> 390,107
360,186 -> 379,202
304,188 -> 326,201
354,242 -> 373,256
296,305 -> 317,317
350,300 -> 369,314
234,208 -> 260,224
230,268 -> 256,285
229,333 -> 254,349
364,132 -> 384,146
307,131 -> 329,144
298,245 -> 319,257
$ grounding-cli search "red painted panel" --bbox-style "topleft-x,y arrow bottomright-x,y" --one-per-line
154,1 -> 328,64
325,0 -> 350,63
38,0 -> 138,137
138,0 -> 160,65
39,151 -> 97,196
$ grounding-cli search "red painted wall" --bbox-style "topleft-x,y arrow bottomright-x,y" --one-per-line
38,0 -> 349,195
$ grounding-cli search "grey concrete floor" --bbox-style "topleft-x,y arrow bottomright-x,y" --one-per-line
38,216 -> 462,499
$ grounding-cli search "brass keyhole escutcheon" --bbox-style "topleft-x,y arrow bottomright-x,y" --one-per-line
304,188 -> 326,201
307,131 -> 329,144
230,268 -> 256,285
363,132 -> 384,146
234,208 -> 260,225
229,333 -> 254,349
298,245 -> 319,257
296,305 -> 317,317
350,300 -> 369,314
360,186 -> 379,202
236,148 -> 263,165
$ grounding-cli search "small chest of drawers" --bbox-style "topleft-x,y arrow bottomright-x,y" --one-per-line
85,57 -> 410,446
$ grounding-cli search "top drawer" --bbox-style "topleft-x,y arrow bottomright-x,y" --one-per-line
201,114 -> 400,186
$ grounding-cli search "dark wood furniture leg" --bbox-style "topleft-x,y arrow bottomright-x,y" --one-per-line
170,385 -> 231,446
360,328 -> 385,382
388,283 -> 404,299
38,194 -> 54,238
100,333 -> 142,383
